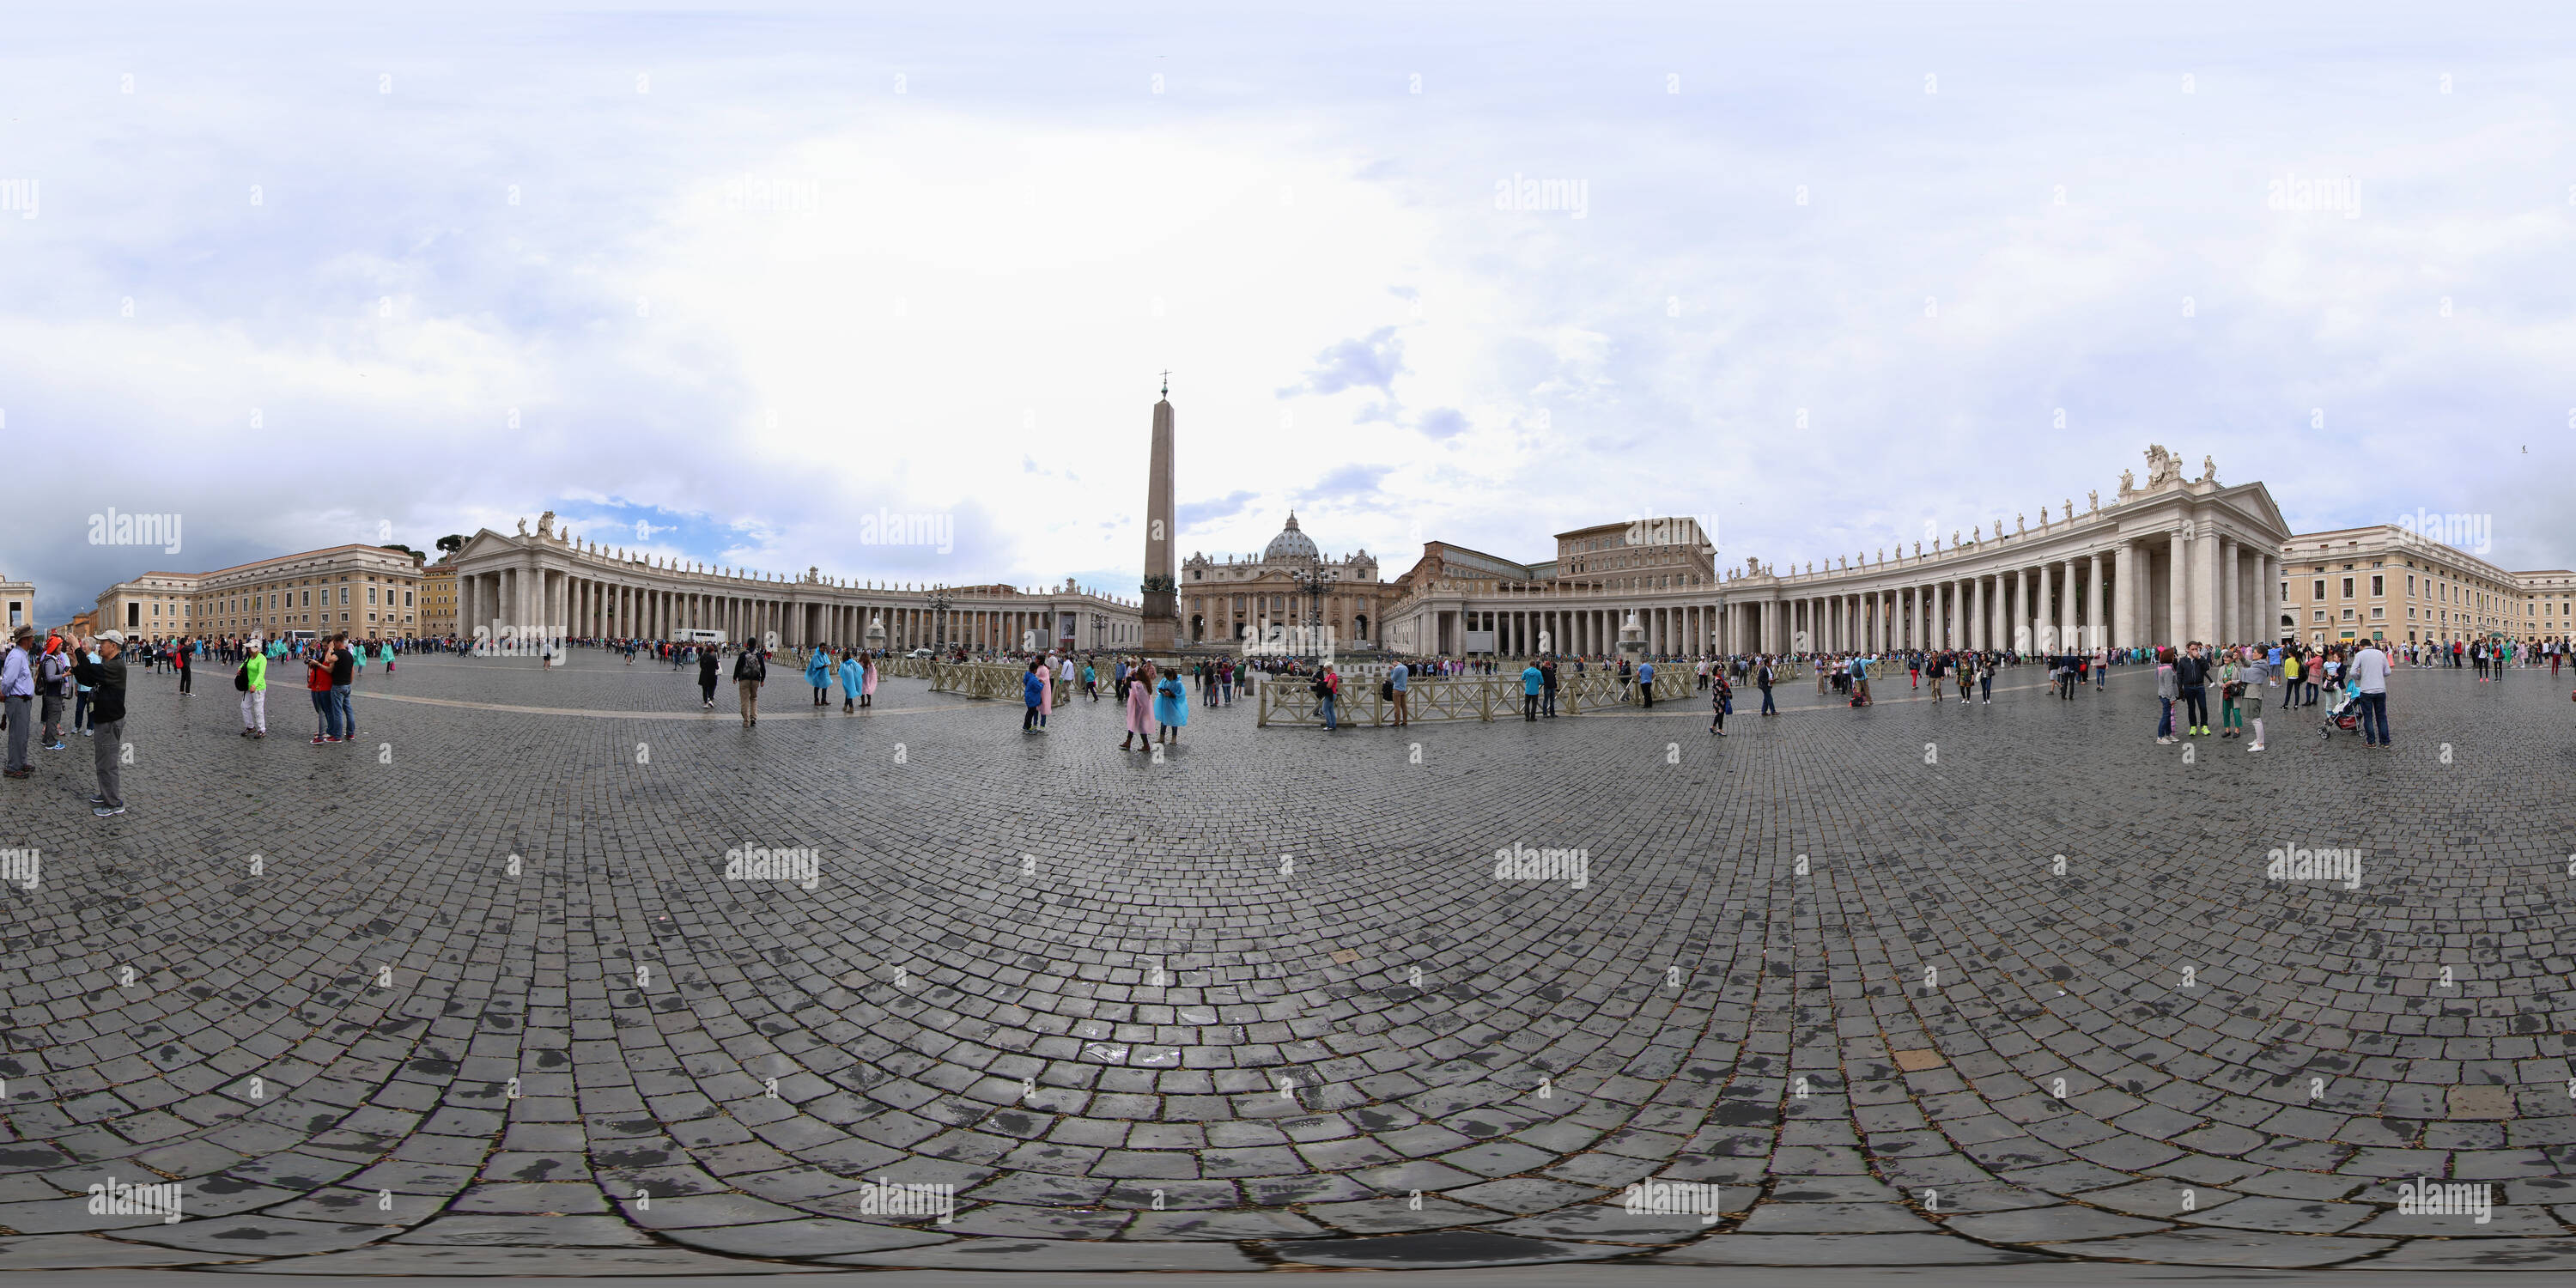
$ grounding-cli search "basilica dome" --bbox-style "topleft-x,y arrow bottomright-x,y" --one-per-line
1263,512 -> 1321,562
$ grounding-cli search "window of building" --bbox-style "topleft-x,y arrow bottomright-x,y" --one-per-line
2312,579 -> 2326,599
2341,577 -> 2355,598
2370,575 -> 2383,597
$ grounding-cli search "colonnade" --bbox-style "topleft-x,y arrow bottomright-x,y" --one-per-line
1427,530 -> 2281,657
451,555 -> 1139,653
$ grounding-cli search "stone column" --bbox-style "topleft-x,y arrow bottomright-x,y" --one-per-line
2195,521 -> 2221,647
2167,527 -> 2188,648
2219,537 -> 2238,645
2261,553 -> 2278,641
2025,565 -> 2038,653
2085,552 -> 2102,652
2070,557 -> 2084,649
2112,543 -> 2135,650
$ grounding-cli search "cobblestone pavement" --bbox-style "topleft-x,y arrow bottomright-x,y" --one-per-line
2,651 -> 2573,1275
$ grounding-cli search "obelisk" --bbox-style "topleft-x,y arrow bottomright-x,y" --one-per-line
1139,376 -> 1179,651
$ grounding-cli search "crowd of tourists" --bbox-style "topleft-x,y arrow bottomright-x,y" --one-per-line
8,617 -> 2564,817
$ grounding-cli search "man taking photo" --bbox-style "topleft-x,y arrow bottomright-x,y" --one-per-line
70,630 -> 130,816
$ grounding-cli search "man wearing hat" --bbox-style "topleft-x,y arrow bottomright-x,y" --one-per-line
1,625 -> 33,779
70,630 -> 129,816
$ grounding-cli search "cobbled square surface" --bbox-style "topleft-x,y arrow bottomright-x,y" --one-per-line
1,653 -> 2570,1273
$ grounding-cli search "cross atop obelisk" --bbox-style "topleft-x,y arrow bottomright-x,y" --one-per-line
1140,376 -> 1179,650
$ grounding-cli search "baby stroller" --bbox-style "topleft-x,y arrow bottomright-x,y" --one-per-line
2318,681 -> 2362,741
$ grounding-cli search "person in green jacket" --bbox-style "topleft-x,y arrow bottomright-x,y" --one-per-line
240,640 -> 270,738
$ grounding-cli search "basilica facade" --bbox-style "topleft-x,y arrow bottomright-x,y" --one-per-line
1182,513 -> 1391,647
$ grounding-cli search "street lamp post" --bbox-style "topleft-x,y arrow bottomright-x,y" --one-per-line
923,587 -> 955,653
1290,564 -> 1339,657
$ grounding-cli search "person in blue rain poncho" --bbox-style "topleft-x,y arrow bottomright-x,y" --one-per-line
805,647 -> 833,708
1153,665 -> 1188,744
839,650 -> 865,714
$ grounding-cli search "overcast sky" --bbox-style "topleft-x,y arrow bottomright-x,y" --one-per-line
4,1 -> 2572,623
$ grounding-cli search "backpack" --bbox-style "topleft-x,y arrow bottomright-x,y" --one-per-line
234,662 -> 250,692
1380,678 -> 1394,701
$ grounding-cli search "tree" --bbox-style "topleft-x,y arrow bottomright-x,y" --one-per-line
435,534 -> 465,555
382,544 -> 418,556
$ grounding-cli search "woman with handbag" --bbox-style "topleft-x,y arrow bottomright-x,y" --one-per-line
1709,669 -> 1732,736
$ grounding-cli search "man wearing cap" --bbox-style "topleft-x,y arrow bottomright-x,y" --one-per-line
2,625 -> 33,779
70,630 -> 129,816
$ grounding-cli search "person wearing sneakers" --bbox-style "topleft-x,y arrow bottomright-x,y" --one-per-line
238,635 -> 270,738
2238,647 -> 2269,751
2173,641 -> 2211,736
